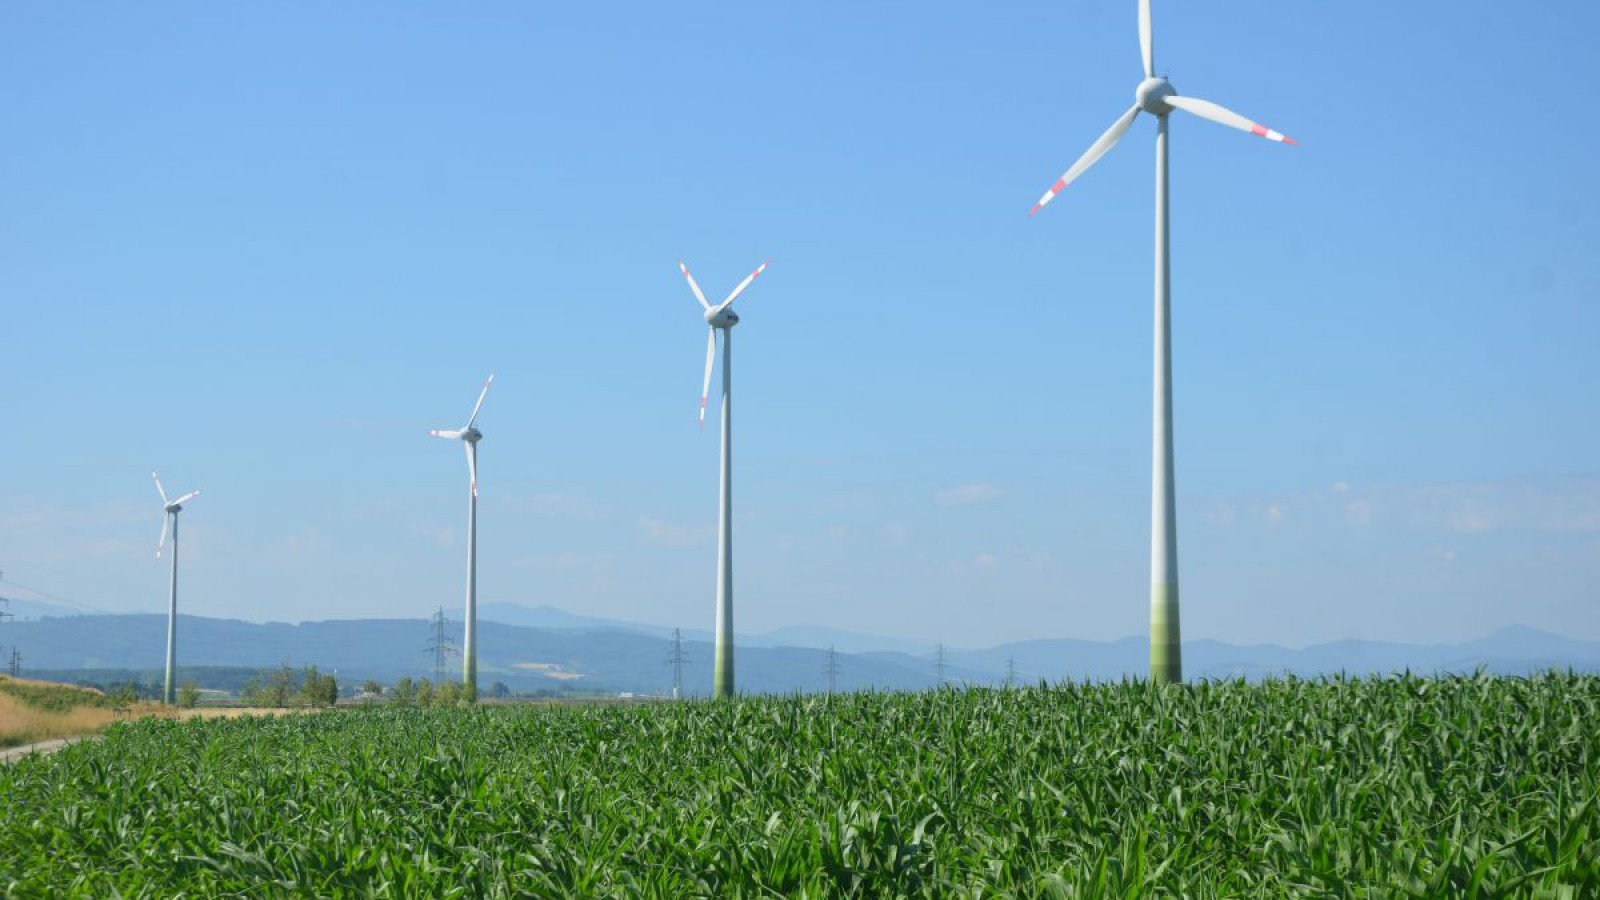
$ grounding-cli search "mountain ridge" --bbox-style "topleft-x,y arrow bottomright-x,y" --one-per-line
6,600 -> 1597,694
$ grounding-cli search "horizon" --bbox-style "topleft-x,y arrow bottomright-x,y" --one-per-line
2,594 -> 1588,658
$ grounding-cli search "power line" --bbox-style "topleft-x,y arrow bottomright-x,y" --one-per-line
0,574 -> 103,613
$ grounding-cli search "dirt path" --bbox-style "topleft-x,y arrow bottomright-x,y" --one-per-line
0,734 -> 100,765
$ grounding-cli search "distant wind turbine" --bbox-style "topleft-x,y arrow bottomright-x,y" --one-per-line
152,471 -> 200,706
679,258 -> 768,699
429,373 -> 494,702
1030,0 -> 1295,683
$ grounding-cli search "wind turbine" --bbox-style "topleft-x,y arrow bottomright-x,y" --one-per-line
679,258 -> 768,699
429,373 -> 493,702
152,471 -> 200,706
1029,0 -> 1294,684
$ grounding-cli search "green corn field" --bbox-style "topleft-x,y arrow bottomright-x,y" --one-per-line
2,672 -> 1596,897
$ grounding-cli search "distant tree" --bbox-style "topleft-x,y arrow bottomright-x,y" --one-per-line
264,664 -> 297,708
177,681 -> 200,709
110,683 -> 138,707
362,680 -> 383,703
435,680 -> 462,708
488,681 -> 510,700
391,677 -> 416,707
416,678 -> 435,707
294,666 -> 337,707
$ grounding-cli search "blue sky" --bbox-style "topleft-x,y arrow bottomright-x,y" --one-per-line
1,1 -> 1596,649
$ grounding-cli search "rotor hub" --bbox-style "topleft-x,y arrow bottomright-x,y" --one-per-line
1136,77 -> 1176,116
464,427 -> 483,443
705,307 -> 740,329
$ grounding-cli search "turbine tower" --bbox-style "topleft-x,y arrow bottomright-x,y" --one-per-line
678,258 -> 769,699
1029,0 -> 1294,683
430,373 -> 494,702
151,471 -> 200,706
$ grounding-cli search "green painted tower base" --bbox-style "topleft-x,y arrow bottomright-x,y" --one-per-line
1150,583 -> 1182,684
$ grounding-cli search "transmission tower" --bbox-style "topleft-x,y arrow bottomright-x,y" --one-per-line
823,645 -> 841,694
935,642 -> 947,685
666,627 -> 689,700
8,648 -> 19,678
1006,655 -> 1016,688
426,606 -> 458,681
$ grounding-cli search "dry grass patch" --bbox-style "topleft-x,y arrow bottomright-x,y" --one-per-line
0,676 -> 295,749
0,680 -> 167,749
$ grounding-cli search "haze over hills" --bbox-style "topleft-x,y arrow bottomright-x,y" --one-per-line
5,597 -> 1598,694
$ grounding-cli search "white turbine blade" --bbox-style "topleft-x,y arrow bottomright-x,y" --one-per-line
1167,95 -> 1297,144
1139,0 -> 1152,75
171,490 -> 200,506
465,373 -> 495,430
1139,0 -> 1154,77
430,428 -> 465,440
679,260 -> 711,310
712,259 -> 770,313
465,442 -> 479,498
156,514 -> 170,559
151,471 -> 170,505
699,327 -> 716,429
1029,104 -> 1141,216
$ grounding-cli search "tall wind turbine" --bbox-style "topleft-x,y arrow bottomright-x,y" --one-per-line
152,471 -> 200,706
430,373 -> 494,702
679,258 -> 768,699
1029,0 -> 1294,684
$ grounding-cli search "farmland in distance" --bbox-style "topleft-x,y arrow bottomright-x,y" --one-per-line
2,673 -> 1596,897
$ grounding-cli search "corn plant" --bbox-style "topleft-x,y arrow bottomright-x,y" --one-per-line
1,672 -> 1595,897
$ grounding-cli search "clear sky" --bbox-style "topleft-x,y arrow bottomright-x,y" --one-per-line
2,1 -> 1596,649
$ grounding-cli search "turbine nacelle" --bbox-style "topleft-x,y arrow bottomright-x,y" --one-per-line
705,306 -> 740,329
1136,76 -> 1176,116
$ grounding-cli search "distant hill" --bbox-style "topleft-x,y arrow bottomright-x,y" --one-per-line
9,608 -> 1597,695
476,603 -> 927,654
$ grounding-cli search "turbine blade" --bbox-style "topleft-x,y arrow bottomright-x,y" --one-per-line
1029,104 -> 1141,216
430,429 -> 465,440
172,490 -> 201,506
156,514 -> 170,559
713,259 -> 770,313
679,260 -> 711,310
466,441 -> 479,498
465,373 -> 494,430
151,471 -> 170,505
699,327 -> 716,429
1139,0 -> 1154,77
1167,95 -> 1296,144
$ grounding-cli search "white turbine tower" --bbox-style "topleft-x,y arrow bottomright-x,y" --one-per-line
429,373 -> 494,702
152,471 -> 200,706
1029,0 -> 1294,683
679,258 -> 768,699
